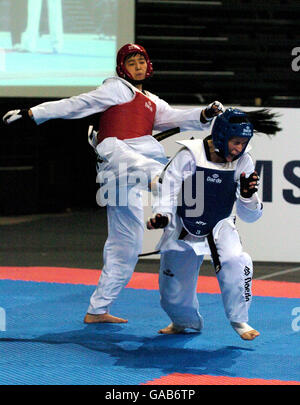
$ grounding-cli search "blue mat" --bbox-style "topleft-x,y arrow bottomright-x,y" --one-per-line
0,280 -> 299,385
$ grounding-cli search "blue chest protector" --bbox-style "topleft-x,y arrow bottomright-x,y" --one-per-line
177,166 -> 237,237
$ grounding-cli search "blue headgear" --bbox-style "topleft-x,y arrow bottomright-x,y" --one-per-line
211,108 -> 253,159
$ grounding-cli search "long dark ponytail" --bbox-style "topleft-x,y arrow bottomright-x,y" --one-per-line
240,108 -> 282,135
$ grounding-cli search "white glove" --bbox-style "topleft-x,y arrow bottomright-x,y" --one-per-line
88,125 -> 99,149
3,109 -> 22,124
3,109 -> 34,126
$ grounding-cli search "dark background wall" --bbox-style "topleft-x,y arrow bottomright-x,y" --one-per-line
135,0 -> 300,107
0,101 -> 98,215
1,0 -> 300,215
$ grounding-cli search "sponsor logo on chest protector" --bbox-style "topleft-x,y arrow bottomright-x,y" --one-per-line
195,220 -> 207,226
145,101 -> 153,112
207,173 -> 222,184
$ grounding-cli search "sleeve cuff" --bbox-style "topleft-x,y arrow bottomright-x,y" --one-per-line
239,194 -> 260,210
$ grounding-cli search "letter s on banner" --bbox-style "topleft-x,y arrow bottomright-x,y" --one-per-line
283,161 -> 300,204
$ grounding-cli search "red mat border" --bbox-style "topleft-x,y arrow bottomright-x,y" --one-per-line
0,266 -> 300,298
142,372 -> 300,385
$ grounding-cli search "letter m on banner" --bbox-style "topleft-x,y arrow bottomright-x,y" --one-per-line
255,160 -> 272,202
0,307 -> 6,331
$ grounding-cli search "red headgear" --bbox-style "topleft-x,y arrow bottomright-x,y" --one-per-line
116,43 -> 153,80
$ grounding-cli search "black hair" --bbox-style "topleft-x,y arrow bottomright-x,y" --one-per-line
124,52 -> 144,62
233,108 -> 282,135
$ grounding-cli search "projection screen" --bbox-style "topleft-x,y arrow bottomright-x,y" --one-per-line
0,0 -> 135,97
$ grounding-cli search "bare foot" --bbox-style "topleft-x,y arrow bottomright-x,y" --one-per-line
84,313 -> 128,324
230,322 -> 260,341
158,323 -> 185,334
241,329 -> 260,340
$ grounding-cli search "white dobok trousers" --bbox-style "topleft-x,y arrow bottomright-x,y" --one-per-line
87,136 -> 166,315
159,218 -> 253,330
87,191 -> 145,314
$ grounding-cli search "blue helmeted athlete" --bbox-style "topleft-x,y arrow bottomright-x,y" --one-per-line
147,108 -> 281,340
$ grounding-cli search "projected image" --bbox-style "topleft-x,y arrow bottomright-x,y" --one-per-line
0,0 -> 118,88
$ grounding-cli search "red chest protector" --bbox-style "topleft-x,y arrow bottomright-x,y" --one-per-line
97,91 -> 156,144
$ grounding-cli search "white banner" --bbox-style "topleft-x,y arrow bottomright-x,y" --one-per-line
142,107 -> 300,262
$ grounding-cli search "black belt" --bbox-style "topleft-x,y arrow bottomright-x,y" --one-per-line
180,227 -> 221,273
178,227 -> 188,240
207,231 -> 221,273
